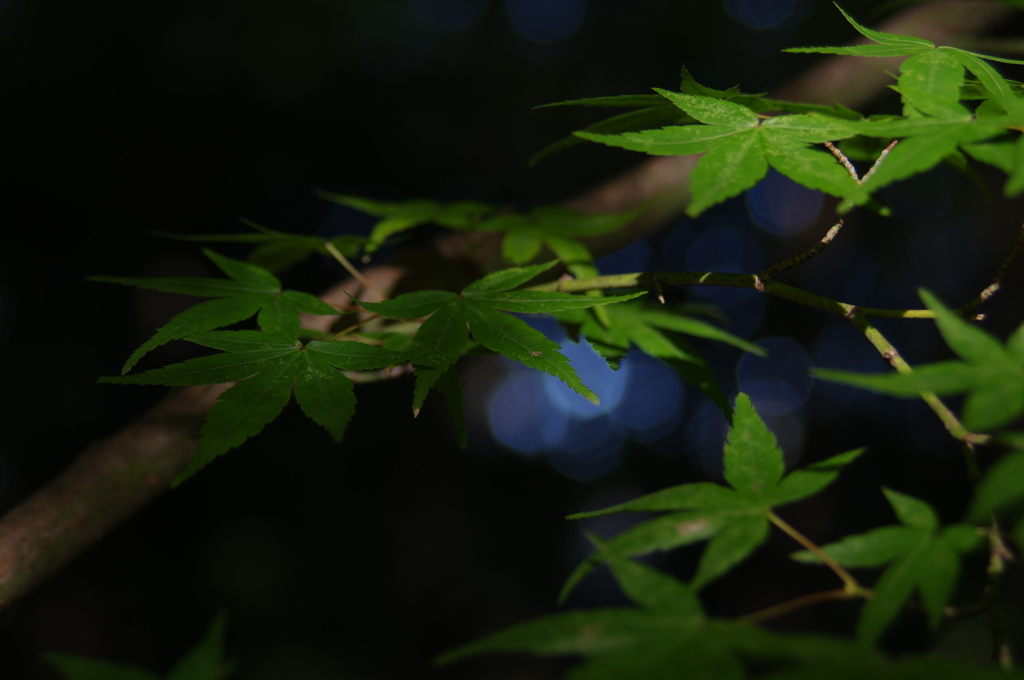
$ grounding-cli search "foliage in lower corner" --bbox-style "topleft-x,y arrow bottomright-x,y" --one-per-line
435,395 -> 1011,678
44,613 -> 234,680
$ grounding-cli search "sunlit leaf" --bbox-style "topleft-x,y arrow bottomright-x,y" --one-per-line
93,250 -> 337,373
465,301 -> 599,404
461,261 -> 558,294
103,332 -> 409,484
655,90 -> 759,127
562,395 -> 861,599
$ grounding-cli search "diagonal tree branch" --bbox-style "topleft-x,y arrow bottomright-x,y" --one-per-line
0,1 -> 1014,614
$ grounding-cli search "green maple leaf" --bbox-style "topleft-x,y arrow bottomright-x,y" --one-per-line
570,6 -> 1024,215
45,613 -> 234,680
477,206 -> 637,278
438,536 -> 1012,679
101,331 -> 409,485
966,435 -> 1024,522
442,545 -> 985,678
151,218 -> 366,273
532,68 -> 859,166
578,90 -> 867,216
786,4 -> 1024,201
558,394 -> 864,601
359,261 -> 645,407
91,249 -> 339,374
791,488 -> 982,644
961,77 -> 1024,102
814,289 -> 1024,432
316,191 -> 496,256
531,100 -> 693,166
436,552 -> 743,677
556,302 -> 767,417
437,597 -> 1014,679
410,364 -> 467,449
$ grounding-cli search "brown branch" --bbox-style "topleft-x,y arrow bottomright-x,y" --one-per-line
0,1 -> 1015,614
0,265 -> 408,613
0,384 -> 228,611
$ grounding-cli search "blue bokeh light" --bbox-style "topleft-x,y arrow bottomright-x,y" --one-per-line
487,370 -> 562,455
548,436 -> 624,482
723,0 -> 798,29
746,168 -> 823,235
905,220 -> 978,300
737,337 -> 812,416
543,337 -> 631,418
596,238 -> 651,276
412,0 -> 489,33
505,0 -> 586,44
683,221 -> 766,273
687,400 -> 730,479
485,316 -> 684,481
810,323 -> 885,415
612,351 -> 684,441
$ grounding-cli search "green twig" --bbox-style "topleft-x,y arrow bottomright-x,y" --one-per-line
528,271 -> 935,319
844,315 -> 991,449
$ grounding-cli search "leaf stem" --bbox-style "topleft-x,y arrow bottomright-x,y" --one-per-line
738,588 -> 853,624
325,241 -> 387,302
530,269 -> 988,451
767,511 -> 863,595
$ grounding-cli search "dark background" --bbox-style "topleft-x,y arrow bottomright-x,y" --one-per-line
1,0 -> 1023,678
